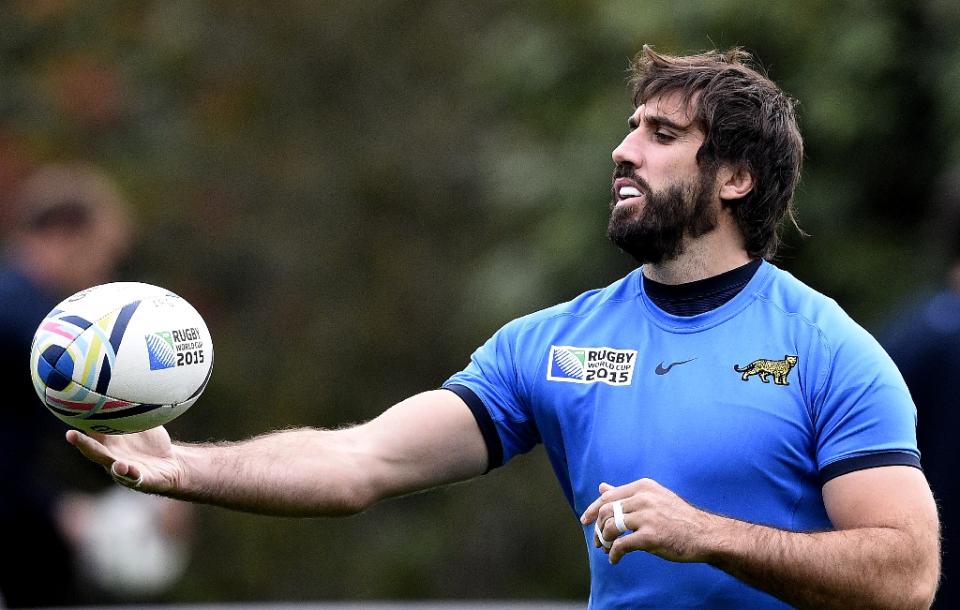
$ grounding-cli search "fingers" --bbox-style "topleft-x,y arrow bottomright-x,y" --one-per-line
581,481 -> 627,525
585,478 -> 710,565
595,498 -> 635,551
594,502 -> 622,550
594,521 -> 610,549
110,462 -> 144,489
607,518 -> 669,565
65,429 -> 115,469
582,482 -> 634,551
582,479 -> 661,553
66,430 -> 145,490
608,530 -> 645,565
613,499 -> 629,534
580,487 -> 605,525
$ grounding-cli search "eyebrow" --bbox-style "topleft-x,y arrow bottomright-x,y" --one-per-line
628,113 -> 690,133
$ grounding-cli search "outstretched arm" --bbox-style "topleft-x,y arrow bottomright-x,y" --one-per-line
582,466 -> 940,610
67,389 -> 489,517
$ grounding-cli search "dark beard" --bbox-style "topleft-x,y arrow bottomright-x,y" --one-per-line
606,164 -> 719,264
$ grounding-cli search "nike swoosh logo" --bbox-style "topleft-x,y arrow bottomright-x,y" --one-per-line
654,358 -> 697,375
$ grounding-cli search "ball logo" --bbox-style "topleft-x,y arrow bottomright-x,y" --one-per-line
145,327 -> 206,371
145,332 -> 176,370
547,345 -> 637,386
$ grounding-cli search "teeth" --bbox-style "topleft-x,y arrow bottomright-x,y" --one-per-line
619,186 -> 641,198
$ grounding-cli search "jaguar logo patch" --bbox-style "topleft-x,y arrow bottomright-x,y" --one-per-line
734,355 -> 798,386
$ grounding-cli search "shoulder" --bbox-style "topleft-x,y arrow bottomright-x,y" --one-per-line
752,264 -> 895,378
756,264 -> 907,401
753,264 -> 868,340
498,268 -> 644,339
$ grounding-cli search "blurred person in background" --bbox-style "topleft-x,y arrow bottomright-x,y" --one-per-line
66,48 -> 940,609
882,168 -> 960,609
0,163 -> 192,607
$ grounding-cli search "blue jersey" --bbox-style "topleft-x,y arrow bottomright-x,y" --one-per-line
444,261 -> 919,609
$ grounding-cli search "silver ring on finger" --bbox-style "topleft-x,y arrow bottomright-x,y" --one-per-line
595,520 -> 613,549
613,499 -> 630,534
110,462 -> 144,489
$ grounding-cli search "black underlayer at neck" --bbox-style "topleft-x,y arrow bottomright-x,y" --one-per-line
644,258 -> 762,317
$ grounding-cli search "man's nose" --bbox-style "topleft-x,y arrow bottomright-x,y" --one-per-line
612,130 -> 643,167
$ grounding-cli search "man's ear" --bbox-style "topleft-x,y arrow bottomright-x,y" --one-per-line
719,163 -> 754,202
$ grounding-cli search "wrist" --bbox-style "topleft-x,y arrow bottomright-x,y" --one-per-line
696,511 -> 748,566
169,442 -> 206,499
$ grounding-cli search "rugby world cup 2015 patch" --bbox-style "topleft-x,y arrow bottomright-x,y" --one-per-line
547,346 -> 637,386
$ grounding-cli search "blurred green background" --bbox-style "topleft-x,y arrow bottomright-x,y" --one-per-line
3,0 -> 960,603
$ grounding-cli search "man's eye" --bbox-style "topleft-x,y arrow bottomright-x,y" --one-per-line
654,132 -> 675,143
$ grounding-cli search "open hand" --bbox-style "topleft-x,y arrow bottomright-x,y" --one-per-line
65,427 -> 182,494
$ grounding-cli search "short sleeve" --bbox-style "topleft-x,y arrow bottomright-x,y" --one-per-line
814,324 -> 920,479
443,319 -> 541,468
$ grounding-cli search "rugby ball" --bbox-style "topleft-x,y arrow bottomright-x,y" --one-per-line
30,282 -> 213,434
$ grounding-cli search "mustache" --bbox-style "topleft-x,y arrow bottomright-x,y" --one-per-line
612,163 -> 652,195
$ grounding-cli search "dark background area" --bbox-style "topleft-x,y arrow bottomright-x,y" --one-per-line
2,0 -> 959,603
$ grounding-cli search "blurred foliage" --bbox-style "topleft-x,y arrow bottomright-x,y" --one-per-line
2,0 -> 960,603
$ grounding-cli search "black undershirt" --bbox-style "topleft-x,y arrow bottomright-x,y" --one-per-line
643,258 -> 763,316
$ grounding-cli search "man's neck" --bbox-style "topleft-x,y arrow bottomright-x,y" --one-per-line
643,227 -> 753,285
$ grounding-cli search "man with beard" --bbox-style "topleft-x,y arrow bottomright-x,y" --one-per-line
64,47 -> 939,608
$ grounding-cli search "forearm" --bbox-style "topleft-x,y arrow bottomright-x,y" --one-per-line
704,515 -> 938,610
172,427 -> 376,517
68,390 -> 487,518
